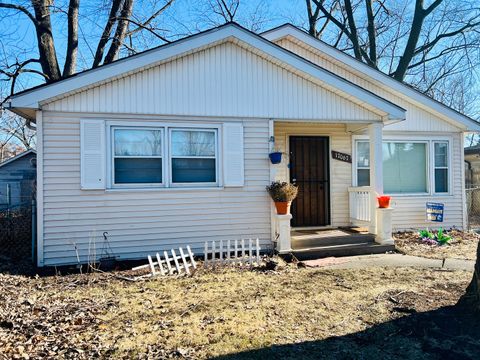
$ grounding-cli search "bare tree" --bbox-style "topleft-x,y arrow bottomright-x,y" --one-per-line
305,0 -> 480,84
0,0 -> 175,91
193,0 -> 269,33
0,0 -> 176,159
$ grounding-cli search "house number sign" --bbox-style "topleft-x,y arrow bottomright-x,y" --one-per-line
331,150 -> 352,163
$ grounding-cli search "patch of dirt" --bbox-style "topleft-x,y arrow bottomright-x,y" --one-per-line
395,229 -> 479,260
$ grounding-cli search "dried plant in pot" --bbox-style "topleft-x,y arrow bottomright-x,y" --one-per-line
266,181 -> 298,215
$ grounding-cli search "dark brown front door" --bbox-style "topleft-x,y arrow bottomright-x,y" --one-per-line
289,136 -> 330,227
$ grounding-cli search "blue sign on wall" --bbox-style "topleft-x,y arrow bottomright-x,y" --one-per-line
426,202 -> 444,222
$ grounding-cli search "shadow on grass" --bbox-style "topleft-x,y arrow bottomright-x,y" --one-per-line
214,306 -> 480,360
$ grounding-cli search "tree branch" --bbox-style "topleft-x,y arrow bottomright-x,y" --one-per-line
0,2 -> 38,26
104,0 -> 135,64
126,0 -> 174,37
92,0 -> 123,68
119,17 -> 170,42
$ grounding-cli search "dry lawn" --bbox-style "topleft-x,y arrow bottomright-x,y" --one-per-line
395,229 -> 479,260
1,264 -> 478,359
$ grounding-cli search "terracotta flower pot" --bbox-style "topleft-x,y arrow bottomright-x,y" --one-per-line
377,196 -> 391,208
274,201 -> 291,215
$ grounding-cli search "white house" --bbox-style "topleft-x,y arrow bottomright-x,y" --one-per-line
6,23 -> 480,267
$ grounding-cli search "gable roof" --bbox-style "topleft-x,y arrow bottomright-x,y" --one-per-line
0,149 -> 36,169
6,22 -> 405,122
262,23 -> 480,131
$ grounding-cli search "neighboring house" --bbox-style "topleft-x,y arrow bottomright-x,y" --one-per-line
0,150 -> 36,210
5,23 -> 480,267
465,145 -> 480,188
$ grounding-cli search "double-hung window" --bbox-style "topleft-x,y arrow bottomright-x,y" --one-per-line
434,141 -> 449,193
111,126 -> 218,188
170,129 -> 217,185
113,128 -> 163,185
355,139 -> 449,195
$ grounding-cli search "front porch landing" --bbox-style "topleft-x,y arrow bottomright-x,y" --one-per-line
291,227 -> 395,260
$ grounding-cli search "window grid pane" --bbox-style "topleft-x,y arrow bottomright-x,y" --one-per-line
114,129 -> 162,156
171,130 -> 215,157
356,140 -> 428,193
114,158 -> 163,184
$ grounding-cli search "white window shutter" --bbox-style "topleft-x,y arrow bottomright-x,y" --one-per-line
80,119 -> 106,190
223,123 -> 244,187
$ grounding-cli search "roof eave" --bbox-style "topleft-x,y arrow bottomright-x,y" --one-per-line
9,23 -> 405,122
262,24 -> 479,131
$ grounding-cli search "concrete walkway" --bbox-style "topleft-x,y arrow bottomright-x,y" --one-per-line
302,253 -> 475,271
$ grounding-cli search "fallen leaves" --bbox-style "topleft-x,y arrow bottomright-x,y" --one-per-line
0,273 -> 116,359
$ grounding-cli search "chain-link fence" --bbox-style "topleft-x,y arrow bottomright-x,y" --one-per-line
0,202 -> 35,261
466,187 -> 480,230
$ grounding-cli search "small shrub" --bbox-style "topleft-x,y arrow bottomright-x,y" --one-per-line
266,181 -> 298,202
419,229 -> 434,240
436,228 -> 451,245
418,228 -> 451,246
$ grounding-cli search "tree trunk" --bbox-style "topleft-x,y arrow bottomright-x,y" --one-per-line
393,0 -> 444,81
92,0 -> 124,68
104,0 -> 135,65
31,0 -> 61,82
458,240 -> 480,312
343,0 -> 362,61
63,0 -> 80,77
365,0 -> 377,66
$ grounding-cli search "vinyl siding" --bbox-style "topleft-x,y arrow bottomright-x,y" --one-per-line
387,132 -> 464,230
41,112 -> 271,266
274,124 -> 464,230
274,37 -> 466,230
274,122 -> 352,226
275,38 -> 461,133
42,42 -> 381,122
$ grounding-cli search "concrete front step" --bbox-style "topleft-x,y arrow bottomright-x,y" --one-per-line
292,243 -> 395,261
292,233 -> 375,248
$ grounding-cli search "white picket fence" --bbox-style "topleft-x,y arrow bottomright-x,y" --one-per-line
132,246 -> 197,277
204,238 -> 261,267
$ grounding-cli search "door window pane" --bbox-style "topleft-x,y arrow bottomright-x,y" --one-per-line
114,129 -> 162,156
114,158 -> 163,184
383,142 -> 427,193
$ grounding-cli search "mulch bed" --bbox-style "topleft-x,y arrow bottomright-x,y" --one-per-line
395,229 -> 479,261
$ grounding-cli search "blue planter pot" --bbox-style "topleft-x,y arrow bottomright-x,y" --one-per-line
269,152 -> 282,164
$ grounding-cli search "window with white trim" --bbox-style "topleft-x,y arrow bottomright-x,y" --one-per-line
110,125 -> 218,188
170,129 -> 217,184
355,139 -> 449,195
434,141 -> 449,193
113,128 -> 163,185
